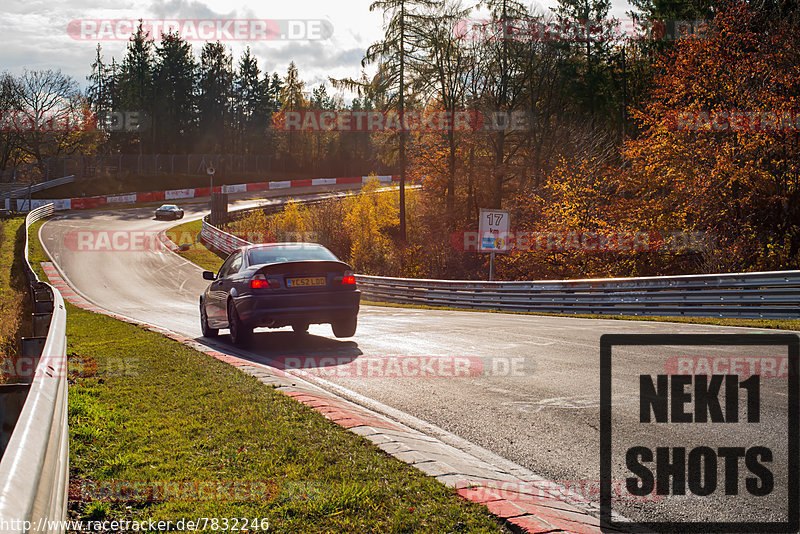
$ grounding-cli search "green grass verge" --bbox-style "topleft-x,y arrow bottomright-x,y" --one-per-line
165,219 -> 799,331
28,219 -> 50,280
0,217 -> 32,380
27,219 -> 507,532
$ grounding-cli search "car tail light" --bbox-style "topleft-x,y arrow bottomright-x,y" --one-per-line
251,274 -> 280,289
250,275 -> 269,289
341,271 -> 356,285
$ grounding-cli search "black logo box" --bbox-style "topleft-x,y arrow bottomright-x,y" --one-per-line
600,333 -> 799,534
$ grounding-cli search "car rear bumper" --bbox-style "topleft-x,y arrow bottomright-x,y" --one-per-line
235,290 -> 360,328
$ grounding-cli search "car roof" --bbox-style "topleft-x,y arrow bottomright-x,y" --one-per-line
242,243 -> 323,251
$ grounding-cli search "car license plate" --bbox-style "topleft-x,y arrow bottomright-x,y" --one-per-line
286,276 -> 326,288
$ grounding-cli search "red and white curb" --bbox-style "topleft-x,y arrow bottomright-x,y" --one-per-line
157,231 -> 180,252
42,255 -> 616,534
22,175 -> 399,212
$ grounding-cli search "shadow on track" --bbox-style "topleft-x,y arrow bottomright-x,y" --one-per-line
198,329 -> 363,375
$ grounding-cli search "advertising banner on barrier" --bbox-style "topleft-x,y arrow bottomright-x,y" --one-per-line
107,194 -> 137,204
165,189 -> 195,200
24,175 -> 400,212
222,184 -> 247,193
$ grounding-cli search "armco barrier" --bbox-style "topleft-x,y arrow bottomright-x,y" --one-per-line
0,204 -> 69,533
201,217 -> 251,254
199,201 -> 800,319
354,272 -> 800,319
198,181 -> 405,254
17,175 -> 399,213
2,175 -> 75,211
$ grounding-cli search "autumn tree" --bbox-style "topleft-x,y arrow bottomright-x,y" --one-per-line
621,1 -> 800,271
412,0 -> 471,220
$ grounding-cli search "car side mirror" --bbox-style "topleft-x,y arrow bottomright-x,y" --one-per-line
202,271 -> 216,280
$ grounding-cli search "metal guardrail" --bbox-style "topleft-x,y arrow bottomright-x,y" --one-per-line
0,204 -> 69,533
2,176 -> 76,213
199,197 -> 800,320
354,272 -> 800,319
200,217 -> 251,255
1,176 -> 75,199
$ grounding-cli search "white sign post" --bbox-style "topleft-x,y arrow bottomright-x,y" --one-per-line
207,165 -> 215,193
479,208 -> 510,281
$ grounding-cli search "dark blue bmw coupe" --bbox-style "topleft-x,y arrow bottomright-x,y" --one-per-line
200,243 -> 360,345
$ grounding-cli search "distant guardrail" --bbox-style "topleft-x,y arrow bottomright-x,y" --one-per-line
198,195 -> 800,320
198,182 -> 399,254
1,175 -> 75,198
3,176 -> 76,212
0,204 -> 68,533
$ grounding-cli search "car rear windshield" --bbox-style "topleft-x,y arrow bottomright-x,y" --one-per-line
248,245 -> 339,265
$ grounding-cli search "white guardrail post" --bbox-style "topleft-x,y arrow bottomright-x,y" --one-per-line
201,203 -> 800,320
0,204 -> 69,533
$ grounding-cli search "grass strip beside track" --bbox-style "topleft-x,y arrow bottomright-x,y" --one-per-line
0,217 -> 32,382
166,219 -> 227,273
166,219 -> 800,331
28,219 -> 507,533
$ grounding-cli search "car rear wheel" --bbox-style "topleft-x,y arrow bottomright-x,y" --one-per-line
332,316 -> 357,338
292,322 -> 309,335
200,301 -> 218,338
228,299 -> 252,346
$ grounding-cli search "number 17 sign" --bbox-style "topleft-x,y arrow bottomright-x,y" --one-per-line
479,208 -> 511,253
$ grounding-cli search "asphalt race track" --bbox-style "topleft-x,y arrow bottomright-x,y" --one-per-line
40,194 -> 796,528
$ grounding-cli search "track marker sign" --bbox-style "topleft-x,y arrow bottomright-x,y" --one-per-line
479,208 -> 510,281
479,208 -> 510,252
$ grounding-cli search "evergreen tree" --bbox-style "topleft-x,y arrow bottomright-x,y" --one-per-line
86,44 -> 112,126
198,41 -> 234,152
234,48 -> 264,153
117,21 -> 155,152
153,31 -> 197,152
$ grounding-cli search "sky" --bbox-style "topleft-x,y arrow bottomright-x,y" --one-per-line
1,0 -> 636,97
